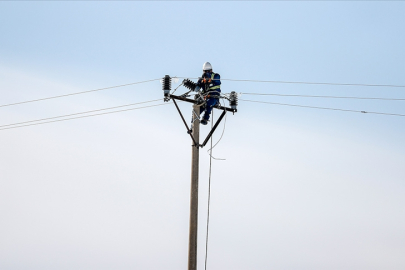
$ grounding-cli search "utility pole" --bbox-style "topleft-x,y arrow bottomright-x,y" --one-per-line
162,75 -> 237,270
188,104 -> 200,270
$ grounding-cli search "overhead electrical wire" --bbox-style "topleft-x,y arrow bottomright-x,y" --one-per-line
2,75 -> 404,132
179,77 -> 405,88
2,76 -> 404,110
239,99 -> 405,117
0,78 -> 161,108
222,79 -> 405,88
241,93 -> 405,101
0,99 -> 162,129
0,102 -> 169,131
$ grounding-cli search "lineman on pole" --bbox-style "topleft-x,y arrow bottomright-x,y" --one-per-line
195,62 -> 221,125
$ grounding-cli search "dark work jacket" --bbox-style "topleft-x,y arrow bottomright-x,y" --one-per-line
196,72 -> 221,97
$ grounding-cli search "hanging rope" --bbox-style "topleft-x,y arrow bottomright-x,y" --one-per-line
207,99 -> 228,161
204,110 -> 214,270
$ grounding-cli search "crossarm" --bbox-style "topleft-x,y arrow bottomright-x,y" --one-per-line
170,95 -> 237,113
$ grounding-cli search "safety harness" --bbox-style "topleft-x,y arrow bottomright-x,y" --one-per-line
202,73 -> 220,99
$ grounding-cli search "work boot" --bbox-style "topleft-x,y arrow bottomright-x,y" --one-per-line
200,118 -> 208,125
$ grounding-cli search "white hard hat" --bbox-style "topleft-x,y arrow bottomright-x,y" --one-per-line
202,62 -> 212,71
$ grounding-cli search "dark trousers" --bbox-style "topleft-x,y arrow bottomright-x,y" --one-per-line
200,98 -> 218,120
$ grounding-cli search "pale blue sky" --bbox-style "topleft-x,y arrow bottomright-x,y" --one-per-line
1,2 -> 405,270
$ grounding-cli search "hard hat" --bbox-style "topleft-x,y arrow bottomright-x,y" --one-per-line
202,62 -> 212,71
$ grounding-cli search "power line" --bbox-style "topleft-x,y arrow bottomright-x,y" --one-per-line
179,77 -> 405,88
0,78 -> 161,108
0,102 -> 168,131
223,79 -> 405,88
239,99 -> 405,117
0,99 -> 162,128
241,93 -> 405,101
3,76 -> 404,110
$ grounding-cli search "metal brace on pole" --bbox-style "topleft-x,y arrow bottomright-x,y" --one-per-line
172,99 -> 198,147
200,110 -> 226,148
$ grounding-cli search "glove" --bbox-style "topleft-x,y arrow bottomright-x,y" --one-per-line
194,85 -> 200,92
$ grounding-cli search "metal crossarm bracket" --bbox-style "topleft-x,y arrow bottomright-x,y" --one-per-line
201,110 -> 226,148
172,99 -> 198,146
170,95 -> 237,113
170,94 -> 236,148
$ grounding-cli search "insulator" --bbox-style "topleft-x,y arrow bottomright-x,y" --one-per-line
229,91 -> 238,110
183,79 -> 197,91
162,75 -> 171,96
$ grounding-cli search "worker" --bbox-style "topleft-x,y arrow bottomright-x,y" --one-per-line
195,62 -> 221,125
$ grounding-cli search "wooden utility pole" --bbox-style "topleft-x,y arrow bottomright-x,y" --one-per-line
188,104 -> 200,270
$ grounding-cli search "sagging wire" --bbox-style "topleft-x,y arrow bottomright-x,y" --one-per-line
1,78 -> 161,109
204,99 -> 227,270
206,99 -> 227,161
240,99 -> 405,117
240,92 -> 405,101
0,99 -> 162,129
0,103 -> 169,131
204,111 -> 214,270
